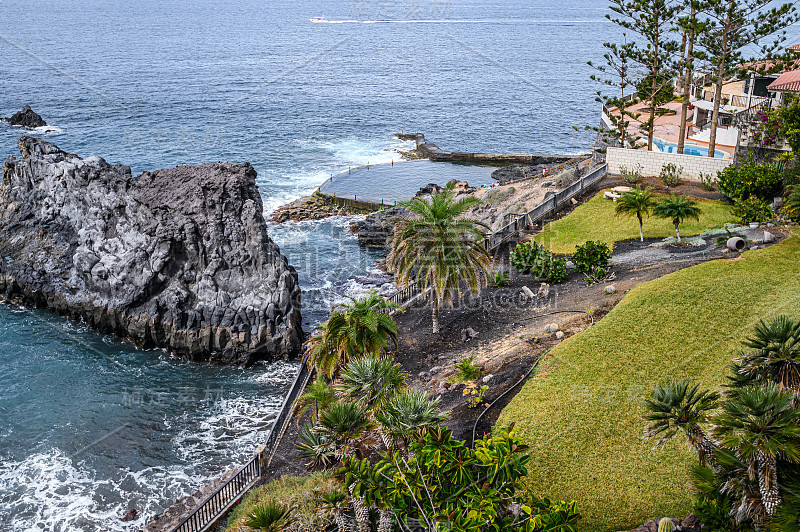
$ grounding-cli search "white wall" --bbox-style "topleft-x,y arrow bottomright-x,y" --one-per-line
606,147 -> 732,181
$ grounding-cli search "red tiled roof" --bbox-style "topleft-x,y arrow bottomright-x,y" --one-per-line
789,43 -> 800,51
768,69 -> 800,92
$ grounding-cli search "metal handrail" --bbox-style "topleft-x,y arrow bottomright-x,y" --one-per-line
170,355 -> 311,532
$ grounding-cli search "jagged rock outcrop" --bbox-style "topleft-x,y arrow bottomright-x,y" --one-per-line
3,105 -> 47,128
0,137 -> 302,365
351,205 -> 413,248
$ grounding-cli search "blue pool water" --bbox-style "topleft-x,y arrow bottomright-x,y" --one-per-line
653,138 -> 726,158
320,160 -> 497,204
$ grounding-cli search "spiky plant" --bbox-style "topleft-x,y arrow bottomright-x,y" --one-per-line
389,181 -> 491,333
614,185 -> 657,242
644,380 -> 720,466
713,383 -> 800,517
304,290 -> 401,378
735,315 -> 800,400
338,355 -> 406,409
295,375 -> 337,423
653,194 -> 702,242
375,389 -> 448,447
317,401 -> 374,458
319,488 -> 353,532
243,499 -> 295,531
294,424 -> 336,470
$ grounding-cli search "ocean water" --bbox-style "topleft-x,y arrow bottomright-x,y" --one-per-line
0,0 -> 616,529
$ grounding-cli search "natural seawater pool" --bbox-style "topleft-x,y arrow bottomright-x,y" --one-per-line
319,160 -> 498,204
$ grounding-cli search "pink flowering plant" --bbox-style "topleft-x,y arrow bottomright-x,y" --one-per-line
751,109 -> 786,147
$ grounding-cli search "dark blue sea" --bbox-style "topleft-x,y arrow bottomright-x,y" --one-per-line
0,0 -> 616,529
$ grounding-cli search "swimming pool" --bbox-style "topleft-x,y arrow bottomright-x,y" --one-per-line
653,138 -> 725,158
319,160 -> 497,205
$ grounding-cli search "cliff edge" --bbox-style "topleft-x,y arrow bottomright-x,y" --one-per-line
0,137 -> 303,364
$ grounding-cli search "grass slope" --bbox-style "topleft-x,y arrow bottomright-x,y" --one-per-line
535,191 -> 734,254
497,231 -> 800,531
225,472 -> 338,532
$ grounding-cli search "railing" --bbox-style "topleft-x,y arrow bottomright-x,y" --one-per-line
170,355 -> 312,532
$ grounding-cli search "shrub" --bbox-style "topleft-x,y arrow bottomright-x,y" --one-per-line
659,163 -> 682,187
344,425 -> 582,532
489,270 -> 510,287
717,162 -> 785,201
510,241 -> 568,283
556,168 -> 576,188
454,355 -> 481,382
619,164 -> 642,184
731,197 -> 773,225
698,172 -> 716,191
572,241 -> 612,274
244,500 -> 295,531
784,184 -> 800,222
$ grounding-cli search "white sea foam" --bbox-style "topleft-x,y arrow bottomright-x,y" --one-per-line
0,449 -> 202,532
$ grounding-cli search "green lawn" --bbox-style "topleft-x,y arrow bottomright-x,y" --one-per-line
497,230 -> 800,531
535,190 -> 735,254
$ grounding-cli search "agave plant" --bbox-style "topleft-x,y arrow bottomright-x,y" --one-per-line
243,499 -> 296,531
338,355 -> 406,408
712,382 -> 800,517
644,379 -> 720,466
375,389 -> 448,447
735,315 -> 800,399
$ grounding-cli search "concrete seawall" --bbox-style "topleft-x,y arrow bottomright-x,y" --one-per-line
397,132 -> 572,166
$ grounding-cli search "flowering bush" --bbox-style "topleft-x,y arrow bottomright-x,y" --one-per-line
751,109 -> 786,147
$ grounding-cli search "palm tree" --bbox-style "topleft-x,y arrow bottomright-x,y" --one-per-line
615,185 -> 657,242
389,181 -> 490,333
338,355 -> 407,408
713,383 -> 800,516
375,389 -> 448,447
304,290 -> 401,378
295,375 -> 337,423
644,380 -> 720,466
735,315 -> 800,400
317,401 -> 375,459
653,194 -> 701,242
319,488 -> 353,532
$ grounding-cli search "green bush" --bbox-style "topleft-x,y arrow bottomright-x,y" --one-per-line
510,241 -> 568,283
619,164 -> 642,184
698,172 -> 716,192
731,197 -> 773,224
660,163 -> 682,187
454,355 -> 481,382
784,185 -> 800,223
572,241 -> 612,275
344,425 -> 581,532
489,270 -> 510,287
717,162 -> 785,201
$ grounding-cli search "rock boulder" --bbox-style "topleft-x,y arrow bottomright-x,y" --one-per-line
0,137 -> 303,365
4,105 -> 47,128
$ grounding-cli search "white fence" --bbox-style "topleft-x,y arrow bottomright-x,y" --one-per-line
606,147 -> 732,180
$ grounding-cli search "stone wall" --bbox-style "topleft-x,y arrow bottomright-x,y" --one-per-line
397,132 -> 571,165
606,147 -> 732,180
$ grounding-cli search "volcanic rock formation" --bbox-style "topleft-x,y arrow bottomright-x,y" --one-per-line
0,137 -> 303,364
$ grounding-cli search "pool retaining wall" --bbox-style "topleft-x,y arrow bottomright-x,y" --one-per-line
606,147 -> 732,180
397,132 -> 572,165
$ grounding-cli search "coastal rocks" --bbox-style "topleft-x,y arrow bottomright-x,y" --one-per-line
3,105 -> 47,128
491,163 -> 557,185
351,205 -> 413,248
271,192 -> 367,223
0,137 -> 303,365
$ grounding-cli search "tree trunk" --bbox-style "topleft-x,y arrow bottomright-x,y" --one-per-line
648,39 -> 659,151
757,450 -> 781,515
637,212 -> 644,242
378,509 -> 394,532
688,425 -> 717,468
349,484 -> 372,532
674,220 -> 681,242
677,6 -> 696,154
431,298 -> 440,334
708,1 -> 733,158
335,511 -> 354,532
